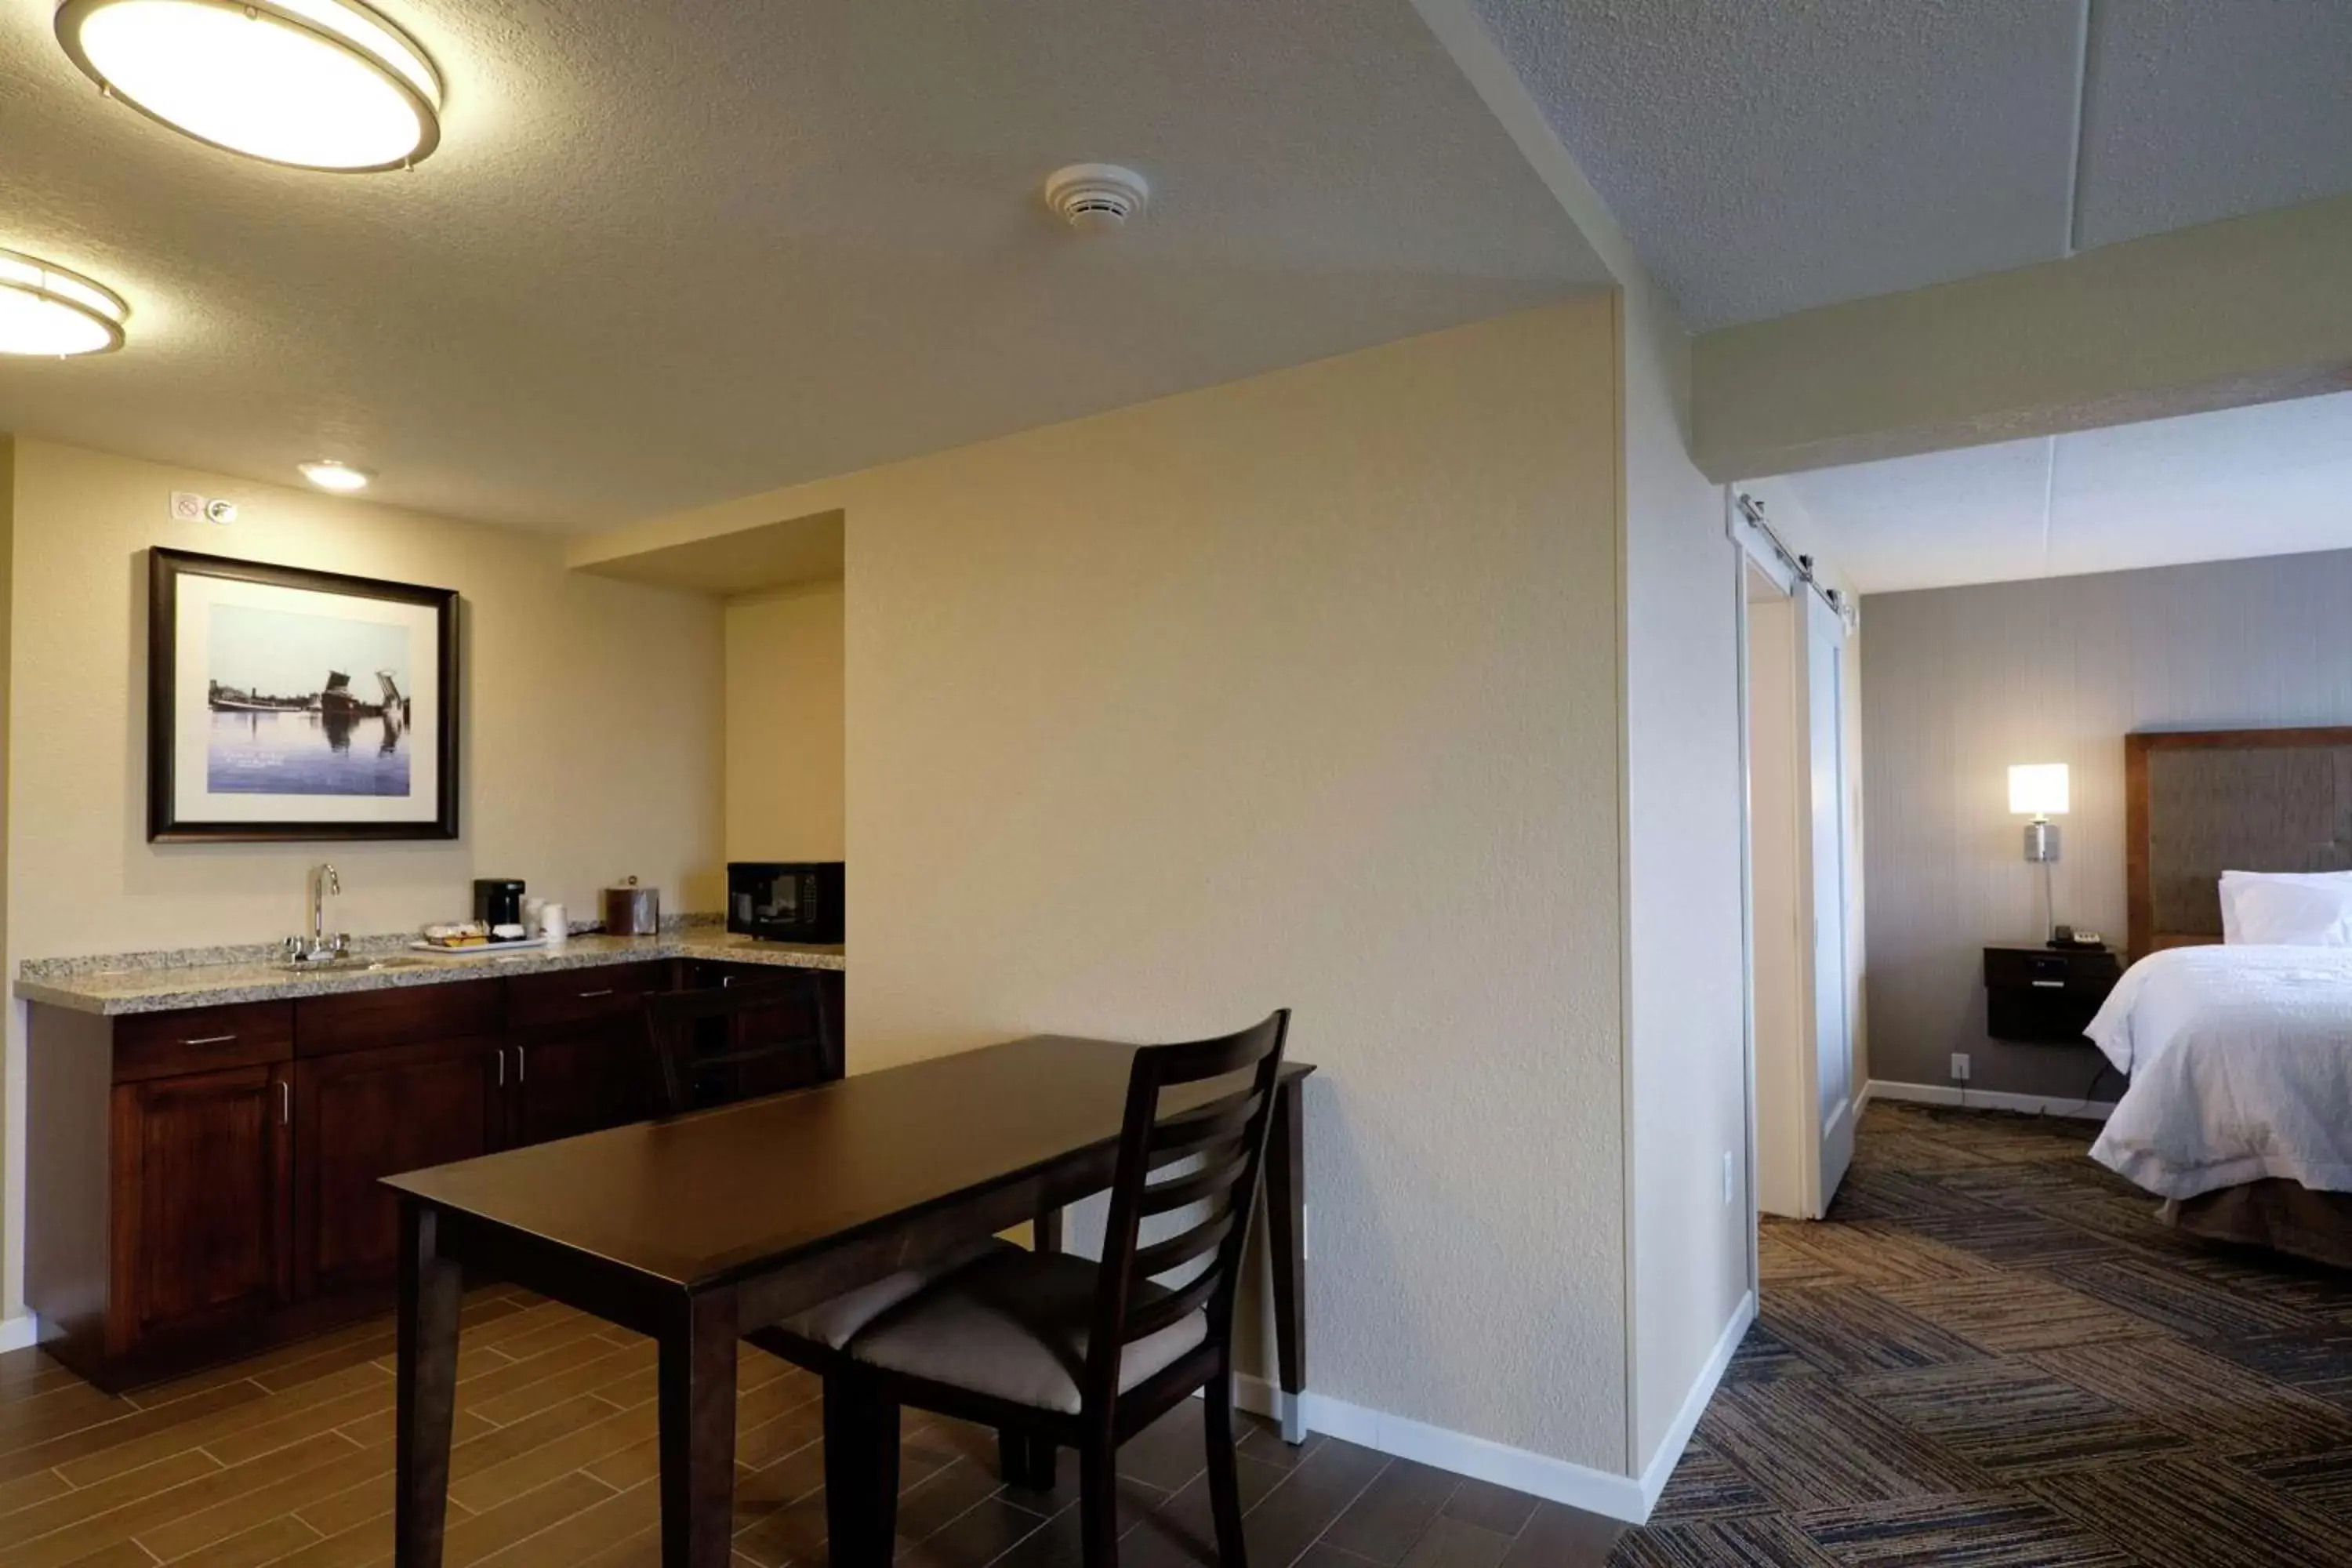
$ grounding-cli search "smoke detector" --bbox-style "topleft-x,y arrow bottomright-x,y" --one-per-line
1044,163 -> 1149,233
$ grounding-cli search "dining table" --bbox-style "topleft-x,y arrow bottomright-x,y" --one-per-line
385,1033 -> 1314,1568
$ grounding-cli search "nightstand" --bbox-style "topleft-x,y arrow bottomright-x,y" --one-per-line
1983,943 -> 2123,1044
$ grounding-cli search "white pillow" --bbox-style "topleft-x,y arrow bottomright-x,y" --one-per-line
2226,873 -> 2352,947
2220,870 -> 2352,943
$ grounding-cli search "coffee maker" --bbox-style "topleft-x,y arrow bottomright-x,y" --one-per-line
472,878 -> 525,927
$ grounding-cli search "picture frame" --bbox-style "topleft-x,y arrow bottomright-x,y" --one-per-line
147,547 -> 460,842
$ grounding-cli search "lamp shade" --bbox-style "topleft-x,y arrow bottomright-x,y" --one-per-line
2009,763 -> 2069,817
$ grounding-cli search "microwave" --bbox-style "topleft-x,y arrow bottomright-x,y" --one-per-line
727,862 -> 844,944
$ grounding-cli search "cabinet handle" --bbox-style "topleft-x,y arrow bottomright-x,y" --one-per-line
497,1048 -> 506,1087
516,1045 -> 526,1084
183,1033 -> 238,1047
2031,979 -> 2066,989
577,989 -> 615,1000
279,1081 -> 290,1125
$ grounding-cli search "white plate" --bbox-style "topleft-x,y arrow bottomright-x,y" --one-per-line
407,937 -> 553,957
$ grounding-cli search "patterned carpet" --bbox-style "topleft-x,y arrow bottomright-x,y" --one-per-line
1613,1099 -> 2352,1567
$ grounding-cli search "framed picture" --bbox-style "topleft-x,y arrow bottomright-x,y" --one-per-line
148,548 -> 460,842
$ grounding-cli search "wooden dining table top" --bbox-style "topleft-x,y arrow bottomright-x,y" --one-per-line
382,1033 -> 1314,1290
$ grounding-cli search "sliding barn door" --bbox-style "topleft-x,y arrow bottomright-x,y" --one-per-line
1802,590 -> 1854,1214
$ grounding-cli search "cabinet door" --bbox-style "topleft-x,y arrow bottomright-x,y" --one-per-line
510,1025 -> 659,1147
293,1036 -> 499,1299
111,1064 -> 291,1349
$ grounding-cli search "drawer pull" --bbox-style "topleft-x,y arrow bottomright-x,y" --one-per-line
577,989 -> 615,1000
516,1045 -> 527,1083
2031,979 -> 2066,989
182,1033 -> 238,1046
497,1049 -> 506,1087
279,1081 -> 290,1125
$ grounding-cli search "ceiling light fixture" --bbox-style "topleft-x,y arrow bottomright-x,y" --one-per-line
55,0 -> 442,172
299,459 -> 372,492
0,247 -> 129,356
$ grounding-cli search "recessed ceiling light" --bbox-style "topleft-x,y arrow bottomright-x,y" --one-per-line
55,0 -> 442,172
299,459 -> 372,492
0,247 -> 129,356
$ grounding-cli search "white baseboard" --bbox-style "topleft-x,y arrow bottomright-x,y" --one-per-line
1634,1288 -> 1755,1517
0,1313 -> 38,1354
1231,1290 -> 1755,1526
1866,1078 -> 2113,1123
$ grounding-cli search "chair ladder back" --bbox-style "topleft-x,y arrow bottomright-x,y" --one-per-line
643,974 -> 833,1114
1083,1009 -> 1290,1414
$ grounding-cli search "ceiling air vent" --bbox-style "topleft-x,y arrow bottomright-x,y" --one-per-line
1043,164 -> 1150,233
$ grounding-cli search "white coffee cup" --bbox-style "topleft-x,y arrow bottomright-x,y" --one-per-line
537,902 -> 568,942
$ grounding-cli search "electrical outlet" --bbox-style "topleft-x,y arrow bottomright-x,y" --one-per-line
1951,1052 -> 1973,1083
1722,1149 -> 1735,1205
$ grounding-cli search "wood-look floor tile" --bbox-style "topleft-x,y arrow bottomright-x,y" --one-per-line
158,1508 -> 322,1565
471,1475 -> 656,1566
0,1446 -> 223,1551
26,1378 -> 271,1488
1320,1456 -> 1459,1566
1399,1515 -> 1515,1568
125,1433 -> 383,1562
440,1469 -> 617,1566
1498,1500 -> 1624,1567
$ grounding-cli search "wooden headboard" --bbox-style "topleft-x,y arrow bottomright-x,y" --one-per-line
2126,726 -> 2352,956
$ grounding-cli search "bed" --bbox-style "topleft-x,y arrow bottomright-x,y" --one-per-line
2085,726 -> 2352,1267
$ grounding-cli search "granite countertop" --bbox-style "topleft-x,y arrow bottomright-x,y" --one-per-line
16,926 -> 845,1016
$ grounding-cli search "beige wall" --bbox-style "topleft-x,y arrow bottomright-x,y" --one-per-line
587,303 -> 1635,1472
2,437 -> 724,1316
1863,547 -> 2352,1102
1617,281 -> 1750,1468
725,583 -> 845,862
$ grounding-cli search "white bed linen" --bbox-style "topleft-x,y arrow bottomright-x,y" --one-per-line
2085,944 -> 2352,1200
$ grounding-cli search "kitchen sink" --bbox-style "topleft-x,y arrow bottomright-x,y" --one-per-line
278,955 -> 430,974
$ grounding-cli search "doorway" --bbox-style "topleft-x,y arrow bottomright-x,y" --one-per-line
1743,552 -> 1856,1220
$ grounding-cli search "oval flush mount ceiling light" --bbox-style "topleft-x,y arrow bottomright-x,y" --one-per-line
55,0 -> 441,172
0,247 -> 129,356
299,459 -> 371,492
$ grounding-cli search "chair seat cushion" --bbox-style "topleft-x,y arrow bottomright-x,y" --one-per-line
844,1249 -> 1209,1414
772,1238 -> 1019,1352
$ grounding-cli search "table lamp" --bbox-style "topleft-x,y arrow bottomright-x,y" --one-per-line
2009,763 -> 2068,939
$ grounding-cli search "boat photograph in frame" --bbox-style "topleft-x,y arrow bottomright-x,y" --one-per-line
148,548 -> 459,841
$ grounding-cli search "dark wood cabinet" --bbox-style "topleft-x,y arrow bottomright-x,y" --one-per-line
111,1062 -> 292,1347
27,956 -> 843,1391
295,1036 -> 503,1298
507,1025 -> 659,1146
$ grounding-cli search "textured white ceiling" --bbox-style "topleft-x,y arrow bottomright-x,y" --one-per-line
0,1 -> 1606,532
1776,392 -> 2352,595
1471,0 -> 2352,329
2074,0 -> 2352,250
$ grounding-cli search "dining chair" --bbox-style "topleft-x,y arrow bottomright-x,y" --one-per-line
824,1009 -> 1293,1568
641,978 -> 1018,1468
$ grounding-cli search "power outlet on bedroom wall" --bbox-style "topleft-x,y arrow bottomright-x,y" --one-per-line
1951,1052 -> 1973,1083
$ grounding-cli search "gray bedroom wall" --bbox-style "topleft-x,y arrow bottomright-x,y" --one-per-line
1861,546 -> 2352,1101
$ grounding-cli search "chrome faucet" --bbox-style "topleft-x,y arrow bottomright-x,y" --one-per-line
284,864 -> 348,966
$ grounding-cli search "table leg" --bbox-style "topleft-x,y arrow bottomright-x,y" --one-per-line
659,1287 -> 740,1568
394,1200 -> 464,1567
1264,1076 -> 1308,1444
